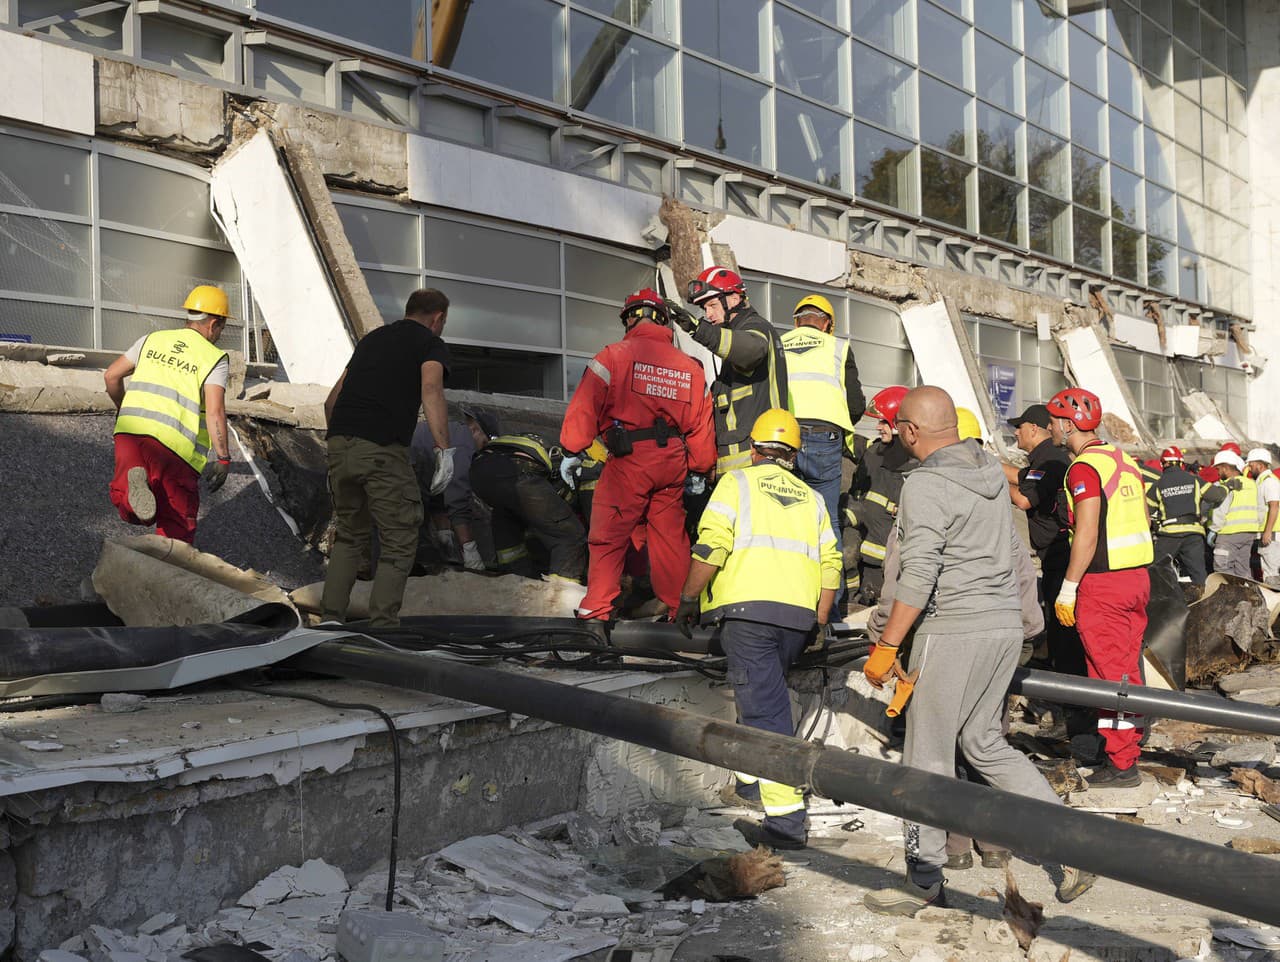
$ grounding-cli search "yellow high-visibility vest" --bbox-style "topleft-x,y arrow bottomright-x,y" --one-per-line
1217,474 -> 1263,534
694,462 -> 842,628
1064,443 -> 1154,571
1256,469 -> 1280,533
487,434 -> 555,474
781,327 -> 855,438
114,328 -> 227,472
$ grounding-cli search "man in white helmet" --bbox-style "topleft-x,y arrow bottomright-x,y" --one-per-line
1247,448 -> 1280,586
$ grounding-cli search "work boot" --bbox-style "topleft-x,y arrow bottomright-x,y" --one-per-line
1086,761 -> 1142,789
718,782 -> 763,812
1056,866 -> 1096,903
944,851 -> 972,870
980,849 -> 1010,869
732,817 -> 806,851
863,880 -> 946,917
126,466 -> 156,524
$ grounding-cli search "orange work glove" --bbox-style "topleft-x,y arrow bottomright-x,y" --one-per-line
885,669 -> 917,718
863,642 -> 899,688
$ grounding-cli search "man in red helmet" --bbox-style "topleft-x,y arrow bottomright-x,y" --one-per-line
561,289 -> 716,621
1147,445 -> 1220,586
1048,388 -> 1153,788
847,385 -> 911,604
665,267 -> 788,474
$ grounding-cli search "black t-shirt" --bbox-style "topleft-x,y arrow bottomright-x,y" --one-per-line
328,319 -> 450,446
1018,437 -> 1070,552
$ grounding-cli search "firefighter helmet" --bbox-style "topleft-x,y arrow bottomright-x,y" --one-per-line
619,288 -> 669,326
867,385 -> 909,429
687,266 -> 745,305
1046,388 -> 1102,431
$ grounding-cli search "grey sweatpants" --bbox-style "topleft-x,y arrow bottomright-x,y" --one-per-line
1213,532 -> 1255,579
903,628 -> 1062,887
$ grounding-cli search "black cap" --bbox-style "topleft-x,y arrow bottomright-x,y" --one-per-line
1009,404 -> 1052,429
461,405 -> 499,438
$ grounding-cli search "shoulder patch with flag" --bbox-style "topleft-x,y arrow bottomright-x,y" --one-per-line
1025,469 -> 1045,481
1072,482 -> 1088,495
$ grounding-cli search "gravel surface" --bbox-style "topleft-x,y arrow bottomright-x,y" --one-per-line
0,412 -> 324,607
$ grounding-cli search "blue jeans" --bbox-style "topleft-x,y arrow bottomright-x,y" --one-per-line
796,427 -> 845,608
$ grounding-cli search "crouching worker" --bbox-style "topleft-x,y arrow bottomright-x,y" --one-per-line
674,409 -> 841,850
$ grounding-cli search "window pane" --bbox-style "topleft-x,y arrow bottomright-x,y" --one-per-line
1108,1 -> 1141,57
1024,0 -> 1066,72
0,215 -> 92,298
1070,86 -> 1106,155
577,0 -> 674,39
1073,208 -> 1106,270
1028,125 -> 1070,197
853,43 -> 916,136
19,0 -> 124,51
979,171 -> 1021,244
976,102 -> 1019,176
975,34 -> 1020,112
1072,146 -> 1105,211
1029,190 -> 1070,258
449,344 -> 563,399
426,276 -> 561,349
1147,236 -> 1175,291
251,47 -> 328,103
1173,41 -> 1199,101
683,56 -> 767,165
855,122 -> 916,212
1112,222 -> 1142,282
1144,77 -> 1174,133
1069,25 -> 1104,96
565,245 -> 650,300
1025,62 -> 1067,135
1146,182 -> 1175,238
1171,0 -> 1198,49
1177,199 -> 1204,253
100,229 -> 239,311
773,5 -> 848,108
255,0 -> 425,58
570,13 -> 675,136
1110,109 -> 1141,171
776,93 -> 848,190
1107,50 -> 1139,116
919,75 -> 971,157
99,156 -> 222,242
1141,26 -> 1172,81
337,205 -> 418,268
0,298 -> 92,349
976,0 -> 1015,47
683,0 -> 764,74
425,217 -> 560,288
0,134 -> 89,216
848,340 -> 916,389
852,0 -> 914,60
920,149 -> 971,230
1145,127 -> 1174,187
1175,144 -> 1201,202
361,269 -> 419,322
850,298 -> 909,347
1201,112 -> 1227,168
441,0 -> 562,101
141,16 -> 227,79
787,0 -> 842,27
566,297 -> 619,354
918,3 -> 969,88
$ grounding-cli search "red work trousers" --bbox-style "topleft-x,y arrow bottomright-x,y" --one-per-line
1075,566 -> 1150,770
579,444 -> 689,620
110,433 -> 200,543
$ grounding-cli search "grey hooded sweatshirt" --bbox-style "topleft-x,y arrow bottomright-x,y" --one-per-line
893,438 -> 1022,636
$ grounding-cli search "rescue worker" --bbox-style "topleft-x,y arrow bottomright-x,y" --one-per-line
781,294 -> 866,609
665,267 -> 788,473
411,405 -> 496,572
1199,441 -> 1244,484
322,288 -> 454,627
674,409 -> 841,850
1208,450 -> 1260,579
1048,388 -> 1153,788
1247,448 -> 1280,586
104,285 -> 234,544
1002,404 -> 1083,676
564,438 -> 610,524
470,431 -> 585,583
848,385 -> 911,603
862,387 -> 1093,915
1147,446 -> 1221,586
561,289 -> 716,620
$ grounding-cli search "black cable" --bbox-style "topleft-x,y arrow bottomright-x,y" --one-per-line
235,685 -> 401,913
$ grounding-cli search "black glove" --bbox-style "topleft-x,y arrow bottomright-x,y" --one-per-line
664,298 -> 698,334
674,595 -> 701,639
203,459 -> 229,492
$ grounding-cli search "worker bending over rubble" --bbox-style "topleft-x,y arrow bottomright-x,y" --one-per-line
321,289 -> 454,628
862,386 -> 1093,915
675,409 -> 841,850
561,289 -> 715,621
104,285 -> 234,544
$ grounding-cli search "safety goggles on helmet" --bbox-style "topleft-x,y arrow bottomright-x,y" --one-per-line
619,288 -> 669,326
687,266 -> 745,305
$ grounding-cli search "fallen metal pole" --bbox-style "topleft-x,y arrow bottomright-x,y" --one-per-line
292,641 -> 1280,925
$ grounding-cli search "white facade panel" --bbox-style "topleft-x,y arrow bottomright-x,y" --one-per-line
0,32 -> 94,135
708,217 -> 846,285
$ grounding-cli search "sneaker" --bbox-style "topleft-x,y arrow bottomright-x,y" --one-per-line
1056,866 -> 1096,903
863,880 -> 946,917
126,466 -> 156,524
732,817 -> 806,851
718,783 -> 764,812
980,850 -> 1010,869
944,851 -> 973,870
1086,762 -> 1142,789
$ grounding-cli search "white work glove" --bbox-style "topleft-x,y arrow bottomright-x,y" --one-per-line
1054,579 -> 1079,628
461,541 -> 485,572
429,447 -> 455,496
560,455 -> 582,489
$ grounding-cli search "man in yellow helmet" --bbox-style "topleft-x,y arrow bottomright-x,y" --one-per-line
674,408 -> 841,850
781,294 -> 865,611
103,285 -> 234,543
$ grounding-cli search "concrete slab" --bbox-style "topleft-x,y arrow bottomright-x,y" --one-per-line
1026,914 -> 1210,962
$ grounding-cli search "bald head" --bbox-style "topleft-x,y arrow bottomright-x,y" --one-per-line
898,386 -> 961,461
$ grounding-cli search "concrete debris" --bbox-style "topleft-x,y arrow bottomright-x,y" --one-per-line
1214,926 -> 1280,950
572,894 -> 630,918
1231,767 -> 1280,804
38,952 -> 87,962
846,947 -> 888,961
1229,836 -> 1280,853
1027,914 -> 1212,962
20,740 -> 64,752
99,693 -> 146,714
1210,739 -> 1276,768
237,858 -> 348,908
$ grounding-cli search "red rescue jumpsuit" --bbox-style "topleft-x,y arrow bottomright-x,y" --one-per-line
561,323 -> 716,619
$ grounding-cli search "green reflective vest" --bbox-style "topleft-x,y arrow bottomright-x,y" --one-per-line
1217,474 -> 1263,535
781,327 -> 855,439
114,328 -> 227,472
1064,443 -> 1154,572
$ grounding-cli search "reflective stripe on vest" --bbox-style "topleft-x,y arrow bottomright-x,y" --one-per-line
1219,474 -> 1262,534
488,434 -> 554,474
1258,470 -> 1280,533
113,328 -> 226,473
1065,444 -> 1154,571
1153,470 -> 1204,536
781,328 -> 855,435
